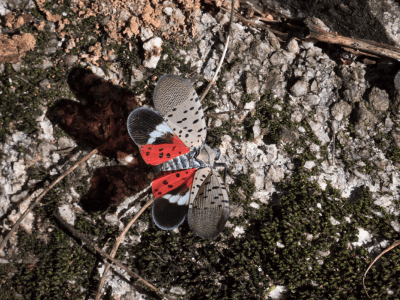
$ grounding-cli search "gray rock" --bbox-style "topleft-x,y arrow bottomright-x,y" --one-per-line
291,110 -> 302,123
395,70 -> 400,91
343,87 -> 363,103
368,0 -> 400,47
45,47 -> 57,55
393,93 -> 400,116
270,51 -> 286,66
392,129 -> 400,148
245,74 -> 260,95
39,79 -> 51,89
355,124 -> 368,139
290,78 -> 308,97
143,37 -> 163,69
369,87 -> 389,111
64,55 -> 78,66
119,8 -> 131,22
305,94 -> 320,106
266,31 -> 280,50
267,165 -> 285,183
304,17 -> 331,32
385,117 -> 394,130
131,67 -> 144,86
215,12 -> 230,26
286,38 -> 299,54
3,0 -> 35,12
264,74 -> 281,90
140,27 -> 154,41
357,103 -> 378,125
46,22 -> 56,33
310,80 -> 318,93
331,100 -> 352,121
252,41 -> 272,60
301,41 -> 315,49
39,59 -> 53,69
281,127 -> 300,143
12,63 -> 22,72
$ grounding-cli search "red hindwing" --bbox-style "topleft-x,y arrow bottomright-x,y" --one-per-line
152,168 -> 197,198
140,136 -> 190,165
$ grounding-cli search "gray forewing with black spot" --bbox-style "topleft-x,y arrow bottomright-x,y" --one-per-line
153,75 -> 207,147
188,168 -> 229,239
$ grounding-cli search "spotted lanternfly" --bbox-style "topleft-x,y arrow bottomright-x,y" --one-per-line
127,75 -> 229,239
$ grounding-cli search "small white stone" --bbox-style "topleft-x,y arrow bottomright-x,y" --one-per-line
91,65 -> 105,78
143,37 -> 163,69
105,213 -> 119,227
304,161 -> 316,170
352,228 -> 372,247
140,27 -> 154,41
291,110 -> 302,123
374,195 -> 393,207
249,202 -> 260,209
59,204 -> 75,225
329,216 -> 340,225
164,7 -> 173,15
267,165 -> 285,183
170,287 -> 186,295
391,219 -> 400,232
244,101 -> 256,110
233,226 -> 245,238
268,286 -> 288,299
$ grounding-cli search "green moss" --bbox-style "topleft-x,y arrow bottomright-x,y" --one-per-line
243,92 -> 297,143
0,229 -> 99,299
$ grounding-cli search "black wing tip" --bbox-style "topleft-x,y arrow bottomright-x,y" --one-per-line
152,198 -> 188,230
127,107 -> 164,145
127,107 -> 148,140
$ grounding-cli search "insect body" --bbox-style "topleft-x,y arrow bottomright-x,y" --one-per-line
127,75 -> 229,239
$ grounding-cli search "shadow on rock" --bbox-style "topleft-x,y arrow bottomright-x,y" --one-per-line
47,67 -> 152,212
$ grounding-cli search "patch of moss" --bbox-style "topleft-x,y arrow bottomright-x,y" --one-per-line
206,118 -> 236,148
0,229 -> 99,299
243,92 -> 297,143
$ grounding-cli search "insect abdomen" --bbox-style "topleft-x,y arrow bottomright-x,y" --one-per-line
157,152 -> 192,172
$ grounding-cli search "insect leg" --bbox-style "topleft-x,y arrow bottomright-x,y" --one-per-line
213,162 -> 227,184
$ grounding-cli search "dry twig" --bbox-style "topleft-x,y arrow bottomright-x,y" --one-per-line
363,240 -> 400,298
206,109 -> 248,116
0,148 -> 99,252
220,4 -> 400,61
199,0 -> 235,103
306,24 -> 400,60
53,213 -> 172,300
219,6 -> 287,41
95,194 -> 154,300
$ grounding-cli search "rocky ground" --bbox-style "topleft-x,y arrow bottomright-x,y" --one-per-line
1,0 -> 400,299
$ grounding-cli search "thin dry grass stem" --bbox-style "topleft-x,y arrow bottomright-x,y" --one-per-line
206,109 -> 248,116
53,213 -> 173,300
95,193 -> 154,300
0,148 -> 99,252
363,240 -> 400,298
199,0 -> 235,103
